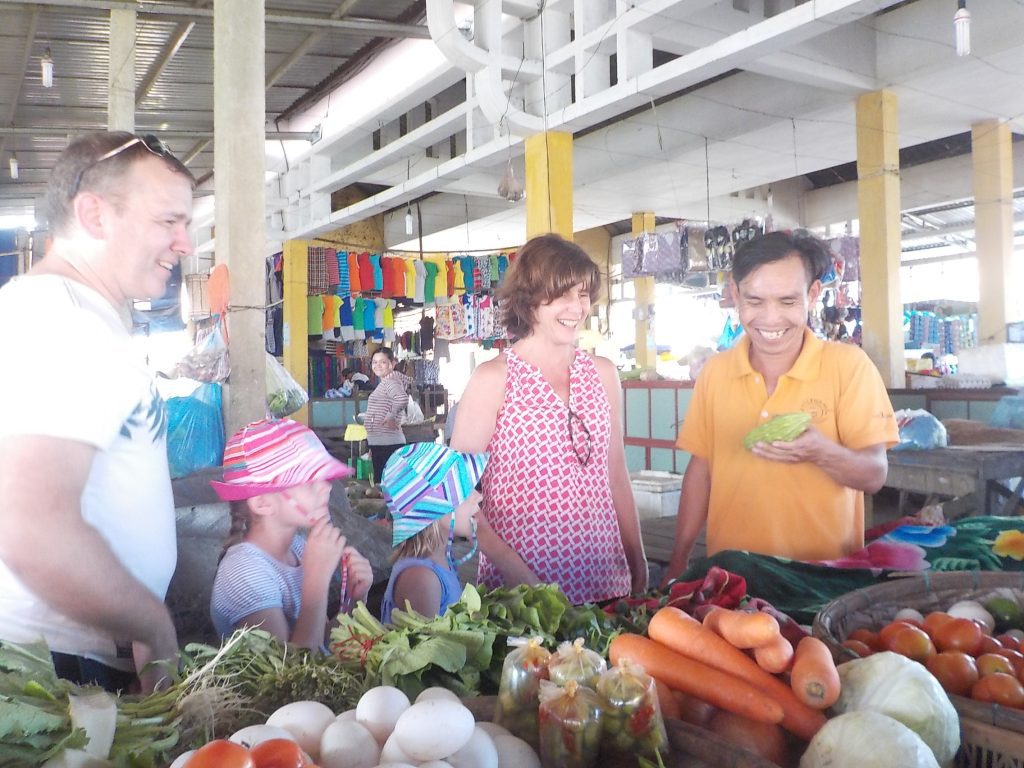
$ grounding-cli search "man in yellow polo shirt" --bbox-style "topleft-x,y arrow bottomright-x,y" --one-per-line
661,231 -> 898,584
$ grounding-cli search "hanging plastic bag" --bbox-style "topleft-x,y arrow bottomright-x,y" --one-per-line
172,314 -> 230,382
548,638 -> 607,688
401,393 -> 425,425
166,382 -> 225,478
266,353 -> 309,418
495,637 -> 551,750
595,658 -> 668,761
538,679 -> 604,768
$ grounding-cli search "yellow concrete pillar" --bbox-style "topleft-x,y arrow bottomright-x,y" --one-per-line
972,120 -> 1014,344
525,131 -> 573,239
631,212 -> 658,370
855,90 -> 904,388
282,239 -> 309,425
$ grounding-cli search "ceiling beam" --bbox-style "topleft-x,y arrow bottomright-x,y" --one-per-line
0,126 -> 317,141
0,6 -> 40,160
266,0 -> 361,89
0,0 -> 430,38
136,19 -> 196,107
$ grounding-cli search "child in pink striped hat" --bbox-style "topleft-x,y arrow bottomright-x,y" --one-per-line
378,442 -> 488,624
209,418 -> 373,650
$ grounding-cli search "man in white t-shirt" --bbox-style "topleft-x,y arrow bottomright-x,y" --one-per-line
0,132 -> 195,693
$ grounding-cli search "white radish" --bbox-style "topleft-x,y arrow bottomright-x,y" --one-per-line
893,607 -> 925,624
68,691 -> 117,759
319,720 -> 380,768
393,699 -> 475,762
356,686 -> 411,744
266,700 -> 336,760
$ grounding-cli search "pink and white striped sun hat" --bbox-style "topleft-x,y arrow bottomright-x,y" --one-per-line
210,418 -> 353,501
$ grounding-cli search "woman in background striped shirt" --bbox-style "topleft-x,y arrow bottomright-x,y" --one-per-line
363,347 -> 411,483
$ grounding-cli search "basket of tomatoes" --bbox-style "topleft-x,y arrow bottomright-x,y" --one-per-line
812,571 -> 1024,768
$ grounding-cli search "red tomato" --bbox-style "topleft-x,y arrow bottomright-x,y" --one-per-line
249,738 -> 308,768
926,651 -> 979,696
976,653 -> 1016,678
972,672 -> 1024,708
184,740 -> 255,768
997,633 -> 1021,652
922,611 -> 956,639
887,625 -> 936,663
932,617 -> 984,656
878,621 -> 919,651
848,628 -> 882,651
841,639 -> 873,658
978,635 -> 1005,655
994,648 -> 1024,675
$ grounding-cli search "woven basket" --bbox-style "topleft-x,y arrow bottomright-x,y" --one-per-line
812,571 -> 1024,768
463,695 -> 782,768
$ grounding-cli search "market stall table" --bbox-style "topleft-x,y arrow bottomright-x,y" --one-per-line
883,445 -> 1024,519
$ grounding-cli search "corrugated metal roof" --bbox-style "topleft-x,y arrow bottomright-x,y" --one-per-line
0,0 -> 423,207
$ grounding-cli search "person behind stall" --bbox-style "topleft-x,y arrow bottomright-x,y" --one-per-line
451,233 -> 648,605
362,347 -> 412,483
0,131 -> 194,694
660,231 -> 899,585
378,442 -> 487,623
209,418 -> 373,651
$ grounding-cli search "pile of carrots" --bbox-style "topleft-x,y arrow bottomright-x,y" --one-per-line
609,606 -> 841,749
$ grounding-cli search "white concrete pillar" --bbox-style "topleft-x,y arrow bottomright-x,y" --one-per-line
574,0 -> 612,100
215,0 -> 267,434
108,9 -> 136,132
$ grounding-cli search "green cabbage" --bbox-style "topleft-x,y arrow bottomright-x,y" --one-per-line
832,652 -> 959,768
800,711 -> 940,768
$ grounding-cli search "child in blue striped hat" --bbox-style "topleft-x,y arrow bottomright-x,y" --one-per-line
378,442 -> 488,624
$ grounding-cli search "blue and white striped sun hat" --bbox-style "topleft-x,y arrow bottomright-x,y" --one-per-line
381,442 -> 488,547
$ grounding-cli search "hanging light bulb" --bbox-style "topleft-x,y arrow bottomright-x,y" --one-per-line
9,154 -> 18,180
954,0 -> 970,57
405,205 -> 414,236
41,48 -> 54,88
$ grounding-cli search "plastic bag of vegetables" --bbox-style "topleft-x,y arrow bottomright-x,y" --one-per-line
800,710 -> 939,768
548,638 -> 607,688
595,658 -> 667,760
494,637 -> 551,750
538,679 -> 604,768
832,651 -> 959,768
266,352 -> 308,418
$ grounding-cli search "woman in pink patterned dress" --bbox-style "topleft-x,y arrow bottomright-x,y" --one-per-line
451,234 -> 647,604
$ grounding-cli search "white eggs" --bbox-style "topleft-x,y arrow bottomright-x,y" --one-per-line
336,709 -> 358,722
893,607 -> 925,624
319,719 -> 381,768
380,732 -> 418,764
446,726 -> 498,768
418,763 -> 454,768
415,686 -> 461,704
356,685 -> 411,744
492,733 -> 542,768
475,721 -> 510,740
393,699 -> 475,762
229,723 -> 297,747
266,700 -> 336,760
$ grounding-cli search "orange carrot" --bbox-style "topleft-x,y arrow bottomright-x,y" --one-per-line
753,632 -> 794,674
609,633 -> 784,725
703,606 -> 782,649
648,606 -> 826,741
653,678 -> 681,721
790,636 -> 841,709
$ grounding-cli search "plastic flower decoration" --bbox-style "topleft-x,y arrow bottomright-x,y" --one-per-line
993,529 -> 1024,561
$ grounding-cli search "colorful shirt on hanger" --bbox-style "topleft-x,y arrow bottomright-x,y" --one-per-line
390,257 -> 406,297
336,251 -> 350,296
423,261 -> 438,305
352,297 -> 366,338
370,254 -> 384,292
413,261 -> 427,304
478,294 -> 497,339
445,260 -> 456,296
348,252 -> 362,294
307,296 -> 324,333
357,252 -> 373,293
404,259 -> 417,299
339,297 -> 355,341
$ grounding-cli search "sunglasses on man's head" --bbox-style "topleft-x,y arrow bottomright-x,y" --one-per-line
70,134 -> 175,198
